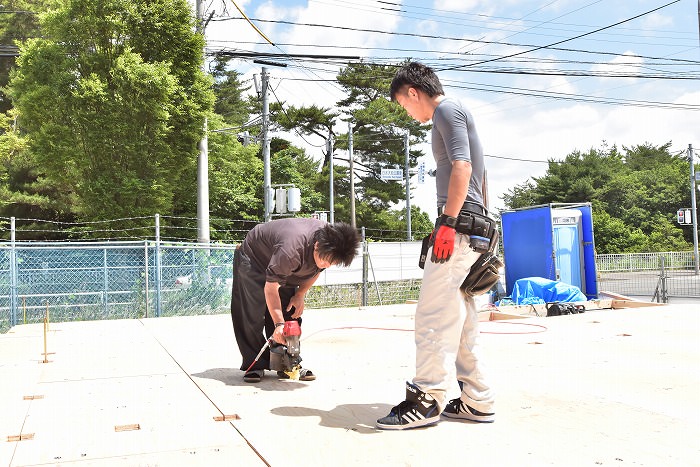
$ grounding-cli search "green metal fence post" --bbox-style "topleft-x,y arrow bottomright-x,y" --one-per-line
155,214 -> 162,317
144,241 -> 149,318
362,227 -> 368,307
103,248 -> 108,316
9,217 -> 17,327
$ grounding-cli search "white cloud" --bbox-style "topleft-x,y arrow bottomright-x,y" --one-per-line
590,52 -> 644,83
477,95 -> 699,211
432,0 -> 482,13
640,12 -> 674,30
272,1 -> 401,56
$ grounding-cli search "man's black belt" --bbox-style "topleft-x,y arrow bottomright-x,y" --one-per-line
437,201 -> 487,218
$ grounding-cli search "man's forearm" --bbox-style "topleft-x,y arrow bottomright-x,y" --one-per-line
263,281 -> 285,324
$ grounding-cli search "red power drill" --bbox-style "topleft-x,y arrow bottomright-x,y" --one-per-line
270,320 -> 302,378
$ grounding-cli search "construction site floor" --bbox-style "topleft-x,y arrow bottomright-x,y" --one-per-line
1,303 -> 699,466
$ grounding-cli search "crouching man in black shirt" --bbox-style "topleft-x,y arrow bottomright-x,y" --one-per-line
231,218 -> 360,383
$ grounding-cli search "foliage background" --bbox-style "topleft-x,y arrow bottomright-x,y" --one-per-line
0,1 -> 695,252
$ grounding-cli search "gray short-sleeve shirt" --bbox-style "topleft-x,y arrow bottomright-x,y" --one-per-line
431,98 -> 485,209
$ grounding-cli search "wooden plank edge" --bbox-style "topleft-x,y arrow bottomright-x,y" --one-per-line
7,433 -> 34,442
484,299 -> 617,319
213,414 -> 241,421
114,424 -> 140,432
611,299 -> 666,309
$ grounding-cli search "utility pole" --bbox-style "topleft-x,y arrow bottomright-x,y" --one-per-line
195,0 -> 209,243
348,122 -> 356,228
690,144 -> 699,274
328,135 -> 335,224
261,67 -> 272,222
404,131 -> 412,241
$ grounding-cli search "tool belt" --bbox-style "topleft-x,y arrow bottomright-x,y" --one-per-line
429,204 -> 503,297
419,206 -> 499,269
437,203 -> 495,246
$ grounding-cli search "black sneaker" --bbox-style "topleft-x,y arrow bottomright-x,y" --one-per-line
441,397 -> 495,423
376,382 -> 439,430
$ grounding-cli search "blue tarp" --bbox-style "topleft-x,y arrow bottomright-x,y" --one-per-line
506,277 -> 587,305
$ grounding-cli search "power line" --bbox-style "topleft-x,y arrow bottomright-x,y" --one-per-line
206,39 -> 696,61
208,47 -> 700,80
209,15 -> 700,65
271,73 -> 700,111
486,154 -> 552,164
311,0 -> 694,41
458,0 -> 574,56
439,0 -> 683,70
213,50 -> 361,61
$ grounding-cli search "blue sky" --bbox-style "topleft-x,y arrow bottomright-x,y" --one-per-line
199,0 -> 700,213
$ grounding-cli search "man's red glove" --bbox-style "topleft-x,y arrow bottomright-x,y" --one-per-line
431,225 -> 456,263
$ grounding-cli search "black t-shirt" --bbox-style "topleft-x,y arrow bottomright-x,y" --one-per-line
241,218 -> 326,286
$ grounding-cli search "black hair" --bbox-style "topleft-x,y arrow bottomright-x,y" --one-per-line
313,222 -> 361,267
389,61 -> 444,101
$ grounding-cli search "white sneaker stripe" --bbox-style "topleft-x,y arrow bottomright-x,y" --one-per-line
403,412 -> 423,423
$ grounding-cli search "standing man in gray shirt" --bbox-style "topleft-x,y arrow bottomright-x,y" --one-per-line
377,62 -> 496,429
231,218 -> 360,383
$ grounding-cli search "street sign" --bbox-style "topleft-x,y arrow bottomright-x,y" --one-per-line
417,161 -> 425,184
380,168 -> 404,181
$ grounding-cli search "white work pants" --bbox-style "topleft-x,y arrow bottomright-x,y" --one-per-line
413,233 -> 495,414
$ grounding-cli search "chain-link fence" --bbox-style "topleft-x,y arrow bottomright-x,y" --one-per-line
0,241 -> 236,332
596,251 -> 700,302
3,234 -> 697,333
0,239 -> 423,333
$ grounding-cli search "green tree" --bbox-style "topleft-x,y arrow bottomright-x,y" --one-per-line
7,0 -> 213,236
502,142 -> 692,253
211,56 -> 250,127
335,62 -> 428,211
207,115 -> 262,224
267,61 -> 433,238
0,0 -> 54,113
271,102 -> 337,167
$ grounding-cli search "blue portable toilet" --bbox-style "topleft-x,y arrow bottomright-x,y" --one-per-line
501,203 -> 598,299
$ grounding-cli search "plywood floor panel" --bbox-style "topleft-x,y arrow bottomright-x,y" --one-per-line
2,303 -> 699,466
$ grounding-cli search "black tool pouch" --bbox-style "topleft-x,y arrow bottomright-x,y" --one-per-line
460,253 -> 504,297
419,234 -> 432,269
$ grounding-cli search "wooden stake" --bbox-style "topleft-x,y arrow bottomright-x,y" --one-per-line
7,433 -> 34,442
42,315 -> 48,364
114,424 -> 140,432
23,395 -> 44,400
213,414 -> 240,421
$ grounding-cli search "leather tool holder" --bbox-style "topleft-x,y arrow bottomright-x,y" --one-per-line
460,252 -> 504,297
